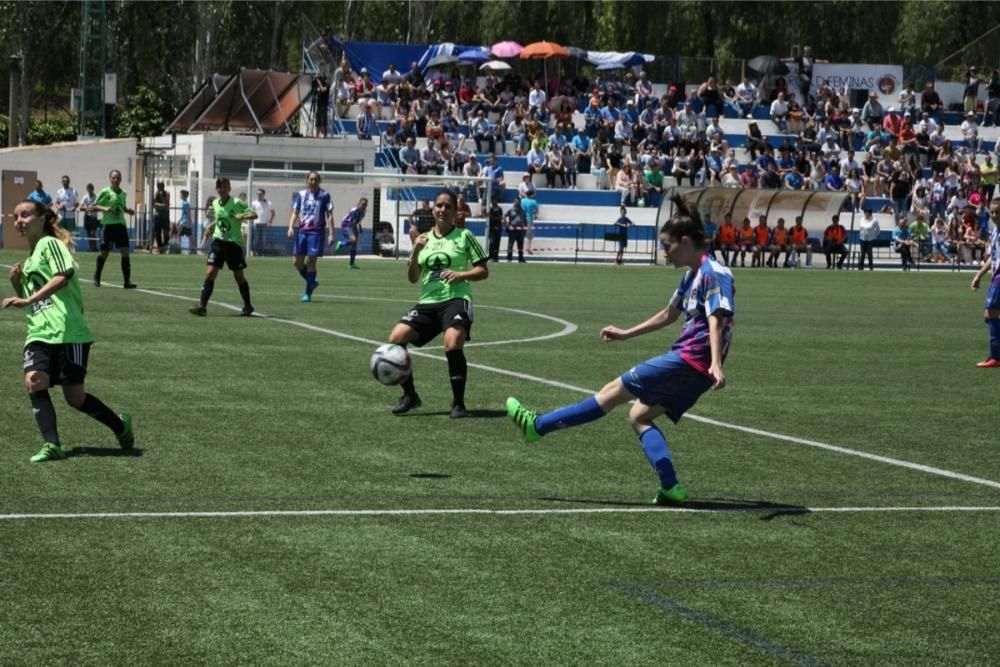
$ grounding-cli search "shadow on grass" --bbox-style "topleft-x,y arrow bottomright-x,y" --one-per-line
539,495 -> 810,516
409,472 -> 452,479
395,409 -> 509,419
66,447 -> 144,458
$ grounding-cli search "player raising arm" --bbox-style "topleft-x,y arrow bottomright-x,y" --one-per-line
2,200 -> 133,462
506,193 -> 734,504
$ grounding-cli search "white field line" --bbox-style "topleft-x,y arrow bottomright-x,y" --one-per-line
2,506 -> 1000,521
138,286 -> 1000,493
3,268 -> 999,494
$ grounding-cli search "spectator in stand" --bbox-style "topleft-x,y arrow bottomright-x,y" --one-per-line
985,69 -> 1000,127
857,208 -> 880,270
897,82 -> 918,118
470,110 -> 495,155
643,160 -> 665,206
761,162 -> 782,189
311,75 -> 330,138
769,92 -> 789,133
356,99 -> 377,140
735,76 -> 758,118
615,163 -> 637,206
614,112 -> 634,150
892,216 -> 916,270
718,213 -> 738,265
485,154 -> 505,205
751,216 -> 770,268
921,82 -> 944,122
571,127 -> 592,177
635,71 -> 655,108
745,121 -> 767,159
981,153 -> 997,201
846,168 -> 865,212
697,76 -> 723,118
528,81 -> 547,122
882,106 -> 903,137
517,174 -> 538,199
890,163 -> 913,222
929,216 -> 952,263
355,68 -> 376,101
961,111 -> 983,152
705,147 -> 724,186
824,164 -> 845,192
862,90 -> 884,127
820,135 -> 842,166
963,67 -> 981,114
909,213 -> 931,260
784,164 -> 807,191
421,138 -> 444,175
737,217 -> 755,267
399,137 -> 422,174
823,214 -> 848,269
526,139 -> 547,183
546,142 -> 567,189
722,164 -> 741,187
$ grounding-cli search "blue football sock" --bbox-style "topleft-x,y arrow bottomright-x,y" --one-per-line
349,247 -> 357,265
639,426 -> 678,489
535,396 -> 605,436
988,318 -> 1000,359
297,267 -> 307,283
305,271 -> 317,295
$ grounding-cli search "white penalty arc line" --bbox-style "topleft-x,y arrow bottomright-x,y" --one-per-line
6,270 -> 1000,494
138,286 -> 1000,492
2,506 -> 1000,521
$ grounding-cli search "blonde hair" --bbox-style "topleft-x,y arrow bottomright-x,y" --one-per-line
22,200 -> 75,252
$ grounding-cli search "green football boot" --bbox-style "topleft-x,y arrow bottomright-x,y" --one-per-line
117,413 -> 134,450
30,442 -> 66,463
652,483 -> 688,505
505,397 -> 541,444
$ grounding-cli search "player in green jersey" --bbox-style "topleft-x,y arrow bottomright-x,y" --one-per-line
385,190 -> 489,418
2,201 -> 134,462
189,177 -> 258,316
92,169 -> 137,288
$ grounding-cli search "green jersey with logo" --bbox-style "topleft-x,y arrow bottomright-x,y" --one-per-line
21,236 -> 93,345
416,227 -> 488,304
93,187 -> 128,226
212,197 -> 251,245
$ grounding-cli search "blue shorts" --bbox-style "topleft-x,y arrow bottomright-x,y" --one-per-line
340,227 -> 358,243
294,231 -> 325,257
986,273 -> 1000,310
620,351 -> 713,423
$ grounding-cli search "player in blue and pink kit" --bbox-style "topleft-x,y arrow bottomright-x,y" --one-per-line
334,197 -> 367,269
507,194 -> 734,504
286,171 -> 333,302
971,198 -> 1000,368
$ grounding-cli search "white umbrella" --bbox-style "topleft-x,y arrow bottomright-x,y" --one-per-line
480,60 -> 512,71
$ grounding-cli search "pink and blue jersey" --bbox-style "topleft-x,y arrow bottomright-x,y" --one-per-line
341,206 -> 366,232
989,226 -> 1000,278
668,255 -> 735,376
292,188 -> 333,234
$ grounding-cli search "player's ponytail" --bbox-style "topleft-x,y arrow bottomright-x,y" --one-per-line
23,199 -> 75,252
660,193 -> 706,249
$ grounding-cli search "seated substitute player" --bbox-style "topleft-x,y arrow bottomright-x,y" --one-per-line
384,190 -> 489,419
190,177 -> 257,316
334,197 -> 367,270
970,198 -> 1000,367
767,217 -> 791,268
737,217 -> 755,267
751,215 -> 770,268
287,171 -> 334,302
506,194 -> 733,505
717,213 -> 738,266
1,200 -> 133,462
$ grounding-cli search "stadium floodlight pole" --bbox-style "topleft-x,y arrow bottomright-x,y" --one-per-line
8,55 -> 20,147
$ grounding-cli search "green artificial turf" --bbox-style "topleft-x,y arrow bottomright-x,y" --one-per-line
0,250 -> 997,665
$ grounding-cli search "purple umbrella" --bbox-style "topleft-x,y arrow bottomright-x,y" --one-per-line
457,49 -> 490,64
491,41 -> 523,59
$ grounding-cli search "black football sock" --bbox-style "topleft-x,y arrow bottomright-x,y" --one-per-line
121,256 -> 131,283
95,255 -> 107,279
237,281 -> 252,308
30,390 -> 60,444
199,279 -> 215,308
401,374 -> 417,397
446,349 -> 467,406
74,393 -> 124,434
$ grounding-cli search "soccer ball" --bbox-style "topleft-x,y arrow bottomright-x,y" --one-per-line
370,344 -> 412,385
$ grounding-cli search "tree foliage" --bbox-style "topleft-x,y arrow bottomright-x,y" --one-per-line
0,0 -> 996,144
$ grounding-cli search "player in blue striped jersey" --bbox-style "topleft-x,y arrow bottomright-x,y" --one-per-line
334,198 -> 367,269
287,171 -> 334,302
971,198 -> 1000,367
